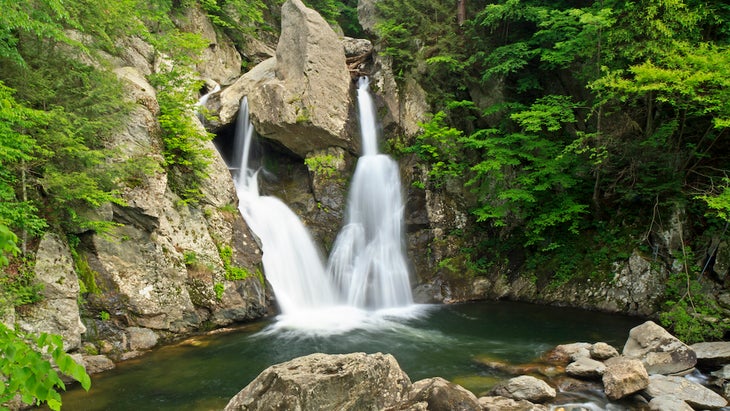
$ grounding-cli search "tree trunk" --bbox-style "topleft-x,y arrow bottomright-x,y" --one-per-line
457,0 -> 466,26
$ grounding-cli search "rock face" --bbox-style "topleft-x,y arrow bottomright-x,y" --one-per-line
216,0 -> 354,158
16,233 -> 86,351
81,64 -> 268,336
224,352 -> 412,410
174,6 -> 241,86
622,321 -> 697,374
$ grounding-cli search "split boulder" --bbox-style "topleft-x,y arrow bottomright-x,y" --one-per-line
622,321 -> 697,375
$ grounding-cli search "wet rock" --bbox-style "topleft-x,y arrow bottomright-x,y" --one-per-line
126,327 -> 158,351
601,356 -> 649,400
477,395 -> 547,411
407,377 -> 481,411
690,341 -> 730,367
224,352 -> 412,410
543,343 -> 592,364
644,374 -> 728,409
648,394 -> 693,411
590,342 -> 619,361
565,357 -> 606,379
80,355 -> 116,375
622,321 -> 697,375
490,376 -> 556,403
16,233 -> 86,351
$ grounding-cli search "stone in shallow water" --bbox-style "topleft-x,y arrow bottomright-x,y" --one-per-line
590,342 -> 619,361
566,357 -> 606,379
648,394 -> 694,411
644,374 -> 728,409
601,356 -> 649,400
490,375 -> 556,403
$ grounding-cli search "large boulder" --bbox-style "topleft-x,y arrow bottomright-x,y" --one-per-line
622,321 -> 697,375
16,233 -> 86,351
217,0 -> 354,157
644,375 -> 728,409
224,352 -> 412,410
601,356 -> 649,400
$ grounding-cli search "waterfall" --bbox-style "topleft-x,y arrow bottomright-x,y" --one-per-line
224,77 -> 418,332
327,77 -> 413,308
231,99 -> 337,315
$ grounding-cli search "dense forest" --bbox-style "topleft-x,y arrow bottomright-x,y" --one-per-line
374,0 -> 730,342
0,0 -> 729,408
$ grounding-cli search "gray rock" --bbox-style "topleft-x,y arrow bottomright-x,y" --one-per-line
477,396 -> 547,411
224,352 -> 412,410
81,355 -> 116,374
648,394 -> 694,411
711,364 -> 730,379
644,374 -> 728,409
218,0 -> 353,157
174,6 -> 241,85
602,356 -> 649,400
126,327 -> 158,351
623,321 -> 697,375
407,377 -> 481,411
490,376 -> 556,403
690,341 -> 730,367
590,342 -> 619,360
566,357 -> 606,379
16,233 -> 86,351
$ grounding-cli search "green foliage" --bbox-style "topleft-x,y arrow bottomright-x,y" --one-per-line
213,282 -> 224,300
303,0 -> 342,23
698,178 -> 730,221
304,154 -> 339,178
195,0 -> 266,33
406,111 -> 466,187
0,324 -> 91,411
0,256 -> 43,308
659,247 -> 728,342
99,310 -> 110,321
150,64 -> 214,204
218,245 -> 250,281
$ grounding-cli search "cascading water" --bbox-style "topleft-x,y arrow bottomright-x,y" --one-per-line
327,77 -> 413,308
231,98 -> 337,316
224,77 -> 419,332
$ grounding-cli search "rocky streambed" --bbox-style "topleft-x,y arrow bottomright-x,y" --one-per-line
224,321 -> 730,410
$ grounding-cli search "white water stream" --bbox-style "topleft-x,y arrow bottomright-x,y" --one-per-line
226,77 -> 419,332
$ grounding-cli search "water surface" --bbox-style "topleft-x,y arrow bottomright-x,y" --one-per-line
60,301 -> 643,410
